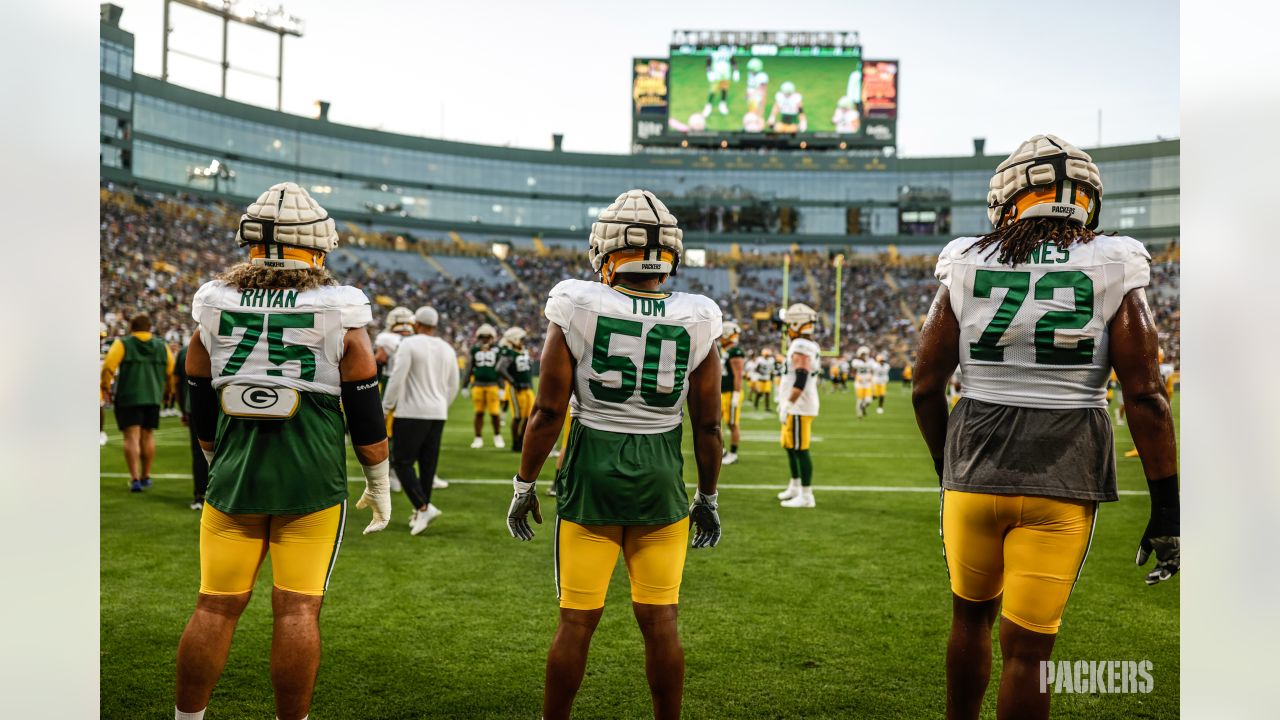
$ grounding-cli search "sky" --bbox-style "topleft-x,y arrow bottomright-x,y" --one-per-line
110,0 -> 1178,157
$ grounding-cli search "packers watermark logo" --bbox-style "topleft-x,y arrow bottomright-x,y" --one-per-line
1040,660 -> 1154,694
220,383 -> 300,419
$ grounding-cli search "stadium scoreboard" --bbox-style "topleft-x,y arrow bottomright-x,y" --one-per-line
633,30 -> 898,153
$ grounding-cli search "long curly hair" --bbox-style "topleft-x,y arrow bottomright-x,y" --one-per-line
965,217 -> 1101,267
217,262 -> 336,292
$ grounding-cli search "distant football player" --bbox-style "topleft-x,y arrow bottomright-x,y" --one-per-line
101,313 -> 175,492
703,44 -> 739,117
753,347 -> 776,411
832,95 -> 861,134
175,182 -> 390,720
745,57 -> 769,116
719,321 -> 746,465
466,323 -> 504,448
913,135 -> 1178,720
374,305 -> 414,492
851,345 -> 875,418
768,81 -> 807,133
505,189 -> 723,720
776,303 -> 821,508
496,326 -> 535,452
873,352 -> 891,414
770,349 -> 787,408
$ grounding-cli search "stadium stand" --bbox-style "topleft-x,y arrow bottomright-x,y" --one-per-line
100,186 -> 1180,369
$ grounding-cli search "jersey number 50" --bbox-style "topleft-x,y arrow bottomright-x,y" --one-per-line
589,317 -> 690,408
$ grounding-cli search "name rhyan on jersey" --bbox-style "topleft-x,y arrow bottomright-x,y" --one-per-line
545,279 -> 722,434
779,337 -> 821,416
193,281 -> 372,396
936,234 -> 1151,409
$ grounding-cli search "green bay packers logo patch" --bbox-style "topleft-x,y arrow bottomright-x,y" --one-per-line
220,384 -> 300,419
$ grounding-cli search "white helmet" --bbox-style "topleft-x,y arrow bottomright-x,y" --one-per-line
987,134 -> 1103,229
781,81 -> 796,94
236,182 -> 339,268
588,189 -> 684,285
386,306 -> 414,333
784,303 -> 817,337
500,326 -> 527,349
875,352 -> 887,363
837,95 -> 854,110
476,323 -> 497,340
720,321 -> 741,345
857,345 -> 871,358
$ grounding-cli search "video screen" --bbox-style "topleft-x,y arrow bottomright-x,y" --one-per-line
664,45 -> 876,137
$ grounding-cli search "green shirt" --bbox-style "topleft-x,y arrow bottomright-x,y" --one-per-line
115,335 -> 168,407
469,344 -> 500,385
720,345 -> 745,392
499,346 -> 533,388
554,420 -> 688,525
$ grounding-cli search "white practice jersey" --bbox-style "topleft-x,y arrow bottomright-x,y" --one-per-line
936,234 -> 1151,409
774,92 -> 803,115
746,358 -> 763,382
832,108 -> 859,133
193,280 -> 372,396
779,337 -> 821,416
747,71 -> 769,92
708,48 -> 734,81
545,279 -> 722,434
873,361 -> 891,384
851,358 -> 875,386
375,331 -> 404,378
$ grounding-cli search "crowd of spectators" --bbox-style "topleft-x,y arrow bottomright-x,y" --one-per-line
100,186 -> 1180,370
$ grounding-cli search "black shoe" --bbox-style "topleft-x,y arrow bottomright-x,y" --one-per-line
130,480 -> 143,492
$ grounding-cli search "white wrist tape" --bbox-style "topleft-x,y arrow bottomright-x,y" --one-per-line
361,459 -> 390,488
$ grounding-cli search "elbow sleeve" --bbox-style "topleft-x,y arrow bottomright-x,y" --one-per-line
342,377 -> 387,447
188,376 -> 218,443
793,369 -> 810,391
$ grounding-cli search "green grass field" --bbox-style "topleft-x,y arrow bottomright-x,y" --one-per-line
667,55 -> 858,134
100,384 -> 1178,719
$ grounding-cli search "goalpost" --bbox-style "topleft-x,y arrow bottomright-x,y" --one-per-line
779,252 -> 844,358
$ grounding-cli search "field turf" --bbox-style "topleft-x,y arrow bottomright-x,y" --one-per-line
100,384 -> 1178,719
667,55 -> 858,134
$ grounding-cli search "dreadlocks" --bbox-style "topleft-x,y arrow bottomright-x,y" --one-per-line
965,216 -> 1100,267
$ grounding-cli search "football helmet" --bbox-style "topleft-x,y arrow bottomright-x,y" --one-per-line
720,321 -> 741,347
386,306 -> 414,334
500,326 -> 527,349
987,134 -> 1103,229
781,81 -> 796,95
588,189 -> 683,286
236,182 -> 339,269
476,323 -> 497,341
784,303 -> 817,338
875,352 -> 887,363
837,95 -> 854,110
857,345 -> 871,358
747,58 -> 764,73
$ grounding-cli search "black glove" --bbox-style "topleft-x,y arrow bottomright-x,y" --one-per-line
689,490 -> 721,549
1136,475 -> 1179,585
507,475 -> 543,541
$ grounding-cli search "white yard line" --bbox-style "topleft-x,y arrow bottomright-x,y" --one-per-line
99,473 -> 1148,495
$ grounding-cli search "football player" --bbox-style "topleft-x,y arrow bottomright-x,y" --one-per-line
497,326 -> 535,452
719,321 -> 746,465
767,81 -> 807,134
776,304 -> 821,508
101,313 -> 175,491
703,44 -> 739,117
913,135 -> 1178,720
374,306 -> 414,493
174,183 -> 390,720
505,189 -> 723,720
466,323 -> 504,448
745,57 -> 769,116
873,352 -> 891,414
832,95 -> 861,134
851,345 -> 875,418
754,347 -> 777,411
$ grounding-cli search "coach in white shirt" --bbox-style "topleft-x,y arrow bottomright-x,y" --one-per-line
382,306 -> 459,535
